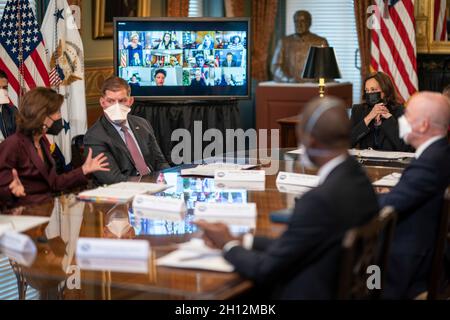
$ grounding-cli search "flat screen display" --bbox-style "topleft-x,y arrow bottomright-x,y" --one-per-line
114,18 -> 251,100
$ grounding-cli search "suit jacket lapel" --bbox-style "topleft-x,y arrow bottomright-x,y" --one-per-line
100,116 -> 134,165
20,134 -> 52,184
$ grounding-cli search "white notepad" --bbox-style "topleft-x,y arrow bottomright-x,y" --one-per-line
77,183 -> 169,203
372,173 -> 402,187
157,239 -> 234,273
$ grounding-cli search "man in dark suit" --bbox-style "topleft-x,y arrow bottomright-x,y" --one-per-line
380,92 -> 450,299
196,97 -> 380,299
84,77 -> 169,185
0,70 -> 17,143
222,52 -> 238,68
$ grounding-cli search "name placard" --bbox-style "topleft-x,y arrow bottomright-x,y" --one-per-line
276,172 -> 320,188
76,238 -> 149,260
0,231 -> 36,254
214,170 -> 266,182
77,257 -> 149,274
214,180 -> 265,191
0,223 -> 13,237
194,203 -> 257,228
133,195 -> 186,214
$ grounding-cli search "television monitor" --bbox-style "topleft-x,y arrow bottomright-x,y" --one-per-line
114,17 -> 251,100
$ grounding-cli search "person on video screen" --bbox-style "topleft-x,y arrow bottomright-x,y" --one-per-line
222,52 -> 238,68
190,69 -> 206,87
227,35 -> 245,50
129,74 -> 140,89
220,73 -> 236,86
194,54 -> 209,68
154,32 -> 180,50
197,34 -> 215,50
154,69 -> 166,86
126,34 -> 142,66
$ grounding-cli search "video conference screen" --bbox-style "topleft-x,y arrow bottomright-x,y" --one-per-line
114,18 -> 250,99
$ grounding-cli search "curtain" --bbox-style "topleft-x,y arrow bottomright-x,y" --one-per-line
251,0 -> 279,81
224,0 -> 245,17
354,0 -> 372,94
167,0 -> 190,17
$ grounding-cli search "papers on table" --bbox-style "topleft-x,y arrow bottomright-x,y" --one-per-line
348,149 -> 415,160
157,238 -> 234,273
180,163 -> 259,177
372,173 -> 402,187
132,195 -> 186,221
77,182 -> 170,203
0,215 -> 50,236
194,202 -> 257,228
288,148 -> 415,160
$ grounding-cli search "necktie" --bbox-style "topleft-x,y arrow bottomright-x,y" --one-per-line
120,125 -> 150,176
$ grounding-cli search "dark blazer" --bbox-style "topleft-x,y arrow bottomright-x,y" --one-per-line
0,104 -> 17,139
379,137 -> 450,299
0,132 -> 88,208
225,157 -> 379,299
83,114 -> 170,186
222,60 -> 238,67
350,103 -> 412,151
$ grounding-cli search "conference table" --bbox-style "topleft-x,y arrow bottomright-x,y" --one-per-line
0,150 -> 408,300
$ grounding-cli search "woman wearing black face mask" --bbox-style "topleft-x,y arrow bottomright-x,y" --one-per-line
350,72 -> 412,151
0,87 -> 110,208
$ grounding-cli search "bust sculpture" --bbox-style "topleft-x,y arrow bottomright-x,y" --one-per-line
271,10 -> 329,83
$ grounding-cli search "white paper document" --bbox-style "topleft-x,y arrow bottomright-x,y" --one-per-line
181,163 -> 258,177
349,149 -> 415,160
372,173 -> 402,187
157,238 -> 234,273
194,202 -> 257,228
276,172 -> 320,188
77,183 -> 169,203
0,215 -> 50,235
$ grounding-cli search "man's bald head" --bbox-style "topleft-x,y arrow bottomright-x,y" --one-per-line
406,91 -> 450,135
297,97 -> 351,150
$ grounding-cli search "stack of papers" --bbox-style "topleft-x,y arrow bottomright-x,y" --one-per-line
372,173 -> 402,187
157,239 -> 234,273
349,149 -> 415,160
77,182 -> 169,203
0,215 -> 50,236
180,163 -> 258,177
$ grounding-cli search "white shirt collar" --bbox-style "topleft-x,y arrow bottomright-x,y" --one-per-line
415,136 -> 445,159
317,154 -> 348,185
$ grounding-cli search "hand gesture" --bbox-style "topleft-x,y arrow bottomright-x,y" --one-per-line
9,169 -> 26,198
194,220 -> 237,250
364,103 -> 391,126
82,148 -> 110,176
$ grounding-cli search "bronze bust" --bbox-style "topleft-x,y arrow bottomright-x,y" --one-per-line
271,10 -> 329,83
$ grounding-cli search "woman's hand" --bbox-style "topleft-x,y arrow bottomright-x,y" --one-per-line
82,148 -> 110,176
364,104 -> 391,126
9,169 -> 26,198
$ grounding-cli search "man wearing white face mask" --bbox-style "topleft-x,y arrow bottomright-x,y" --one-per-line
84,77 -> 169,185
196,97 -> 379,299
0,70 -> 17,143
380,92 -> 450,299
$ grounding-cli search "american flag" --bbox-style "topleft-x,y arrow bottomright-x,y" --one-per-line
371,0 -> 418,102
0,0 -> 50,107
434,0 -> 448,41
49,64 -> 64,86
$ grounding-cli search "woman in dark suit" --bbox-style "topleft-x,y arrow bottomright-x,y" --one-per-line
351,72 -> 411,151
0,87 -> 109,208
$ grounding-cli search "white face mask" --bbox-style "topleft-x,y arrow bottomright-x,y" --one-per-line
104,102 -> 130,123
0,88 -> 9,105
398,115 -> 412,144
107,219 -> 131,238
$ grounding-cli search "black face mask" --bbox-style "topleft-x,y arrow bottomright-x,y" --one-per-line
46,118 -> 63,136
365,91 -> 382,107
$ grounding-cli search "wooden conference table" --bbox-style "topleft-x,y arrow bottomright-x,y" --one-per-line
0,150 -> 408,300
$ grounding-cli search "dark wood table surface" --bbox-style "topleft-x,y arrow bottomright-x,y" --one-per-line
0,150 -> 407,300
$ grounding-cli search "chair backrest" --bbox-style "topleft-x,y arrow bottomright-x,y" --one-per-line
337,206 -> 397,300
70,134 -> 85,169
427,186 -> 450,300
